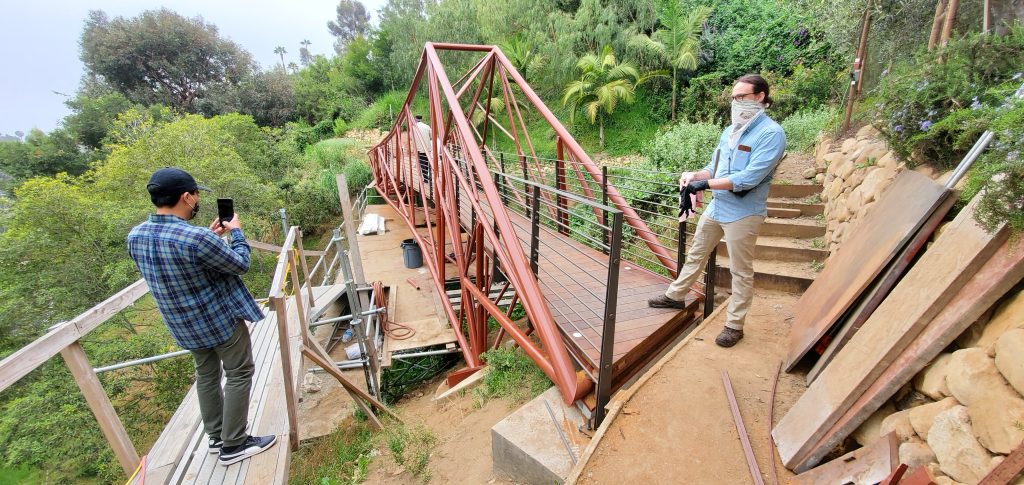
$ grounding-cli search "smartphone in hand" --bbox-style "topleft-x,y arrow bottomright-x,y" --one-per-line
217,198 -> 234,227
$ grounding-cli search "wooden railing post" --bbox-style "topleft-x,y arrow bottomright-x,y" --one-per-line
296,229 -> 316,309
288,249 -> 308,326
271,296 -> 301,452
60,342 -> 140,475
336,174 -> 366,286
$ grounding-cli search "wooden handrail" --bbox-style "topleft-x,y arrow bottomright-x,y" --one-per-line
250,239 -> 325,257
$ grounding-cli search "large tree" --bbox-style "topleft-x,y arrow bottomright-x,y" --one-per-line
630,1 -> 711,120
80,9 -> 255,112
562,45 -> 642,148
327,0 -> 371,52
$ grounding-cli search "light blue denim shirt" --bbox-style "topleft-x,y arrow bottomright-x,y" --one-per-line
700,114 -> 787,223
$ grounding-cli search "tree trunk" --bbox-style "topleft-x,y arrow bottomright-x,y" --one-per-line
599,117 -> 605,148
928,0 -> 947,51
671,67 -> 678,121
939,0 -> 960,47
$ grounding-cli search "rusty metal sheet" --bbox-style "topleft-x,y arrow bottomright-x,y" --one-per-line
784,171 -> 950,371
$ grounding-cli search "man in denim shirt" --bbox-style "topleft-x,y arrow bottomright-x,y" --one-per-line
127,167 -> 276,465
649,75 -> 786,348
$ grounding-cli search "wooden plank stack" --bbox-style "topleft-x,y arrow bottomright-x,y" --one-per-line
773,191 -> 1023,473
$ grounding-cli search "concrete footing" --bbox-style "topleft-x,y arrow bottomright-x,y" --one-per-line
491,386 -> 588,484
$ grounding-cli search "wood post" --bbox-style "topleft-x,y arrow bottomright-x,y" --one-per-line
928,0 -> 947,51
843,6 -> 873,132
271,296 -> 301,451
295,229 -> 316,309
939,0 -> 960,47
983,0 -> 991,34
60,342 -> 140,475
336,174 -> 366,286
288,250 -> 308,327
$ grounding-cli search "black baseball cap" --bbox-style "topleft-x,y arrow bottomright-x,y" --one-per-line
146,167 -> 211,197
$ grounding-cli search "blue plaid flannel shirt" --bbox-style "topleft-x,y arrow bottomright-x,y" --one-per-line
127,214 -> 265,350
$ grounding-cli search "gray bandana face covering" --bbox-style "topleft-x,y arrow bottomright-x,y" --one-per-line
729,100 -> 765,149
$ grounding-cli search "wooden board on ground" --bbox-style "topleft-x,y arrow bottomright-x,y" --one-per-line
386,317 -> 452,352
806,194 -> 957,383
784,171 -> 949,371
793,432 -> 898,485
797,233 -> 1024,471
773,195 -> 1006,471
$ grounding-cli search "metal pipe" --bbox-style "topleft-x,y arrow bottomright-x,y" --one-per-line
279,208 -> 288,242
392,348 -> 462,360
93,349 -> 191,374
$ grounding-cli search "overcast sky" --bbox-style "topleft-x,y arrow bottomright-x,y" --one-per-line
0,0 -> 389,136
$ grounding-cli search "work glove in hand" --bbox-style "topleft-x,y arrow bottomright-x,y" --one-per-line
679,186 -> 695,219
686,180 -> 710,192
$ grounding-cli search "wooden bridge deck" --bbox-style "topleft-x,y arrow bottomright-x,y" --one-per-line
133,289 -> 336,484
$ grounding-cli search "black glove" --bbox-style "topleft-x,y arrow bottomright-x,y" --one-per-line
733,188 -> 752,197
686,180 -> 710,192
679,186 -> 694,218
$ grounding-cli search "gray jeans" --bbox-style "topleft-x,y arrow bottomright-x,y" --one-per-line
190,321 -> 254,447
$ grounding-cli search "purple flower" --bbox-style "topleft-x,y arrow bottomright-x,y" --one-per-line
893,124 -> 903,133
920,120 -> 933,131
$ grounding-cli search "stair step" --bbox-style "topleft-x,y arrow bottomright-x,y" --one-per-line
716,239 -> 829,263
768,207 -> 802,218
761,218 -> 826,239
712,255 -> 818,293
769,184 -> 822,199
767,200 -> 824,216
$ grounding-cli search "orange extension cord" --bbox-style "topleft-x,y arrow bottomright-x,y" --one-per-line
373,281 -> 415,340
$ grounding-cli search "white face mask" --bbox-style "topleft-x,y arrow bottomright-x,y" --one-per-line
731,99 -> 764,127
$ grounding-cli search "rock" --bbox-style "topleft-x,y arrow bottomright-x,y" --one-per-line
956,308 -> 995,349
826,177 -> 844,202
816,136 -> 834,161
814,173 -> 825,184
877,151 -> 899,169
914,353 -> 954,400
856,124 -> 881,140
859,166 -> 894,205
837,159 -> 856,181
848,186 -> 866,209
837,205 -> 851,223
969,290 -> 1024,350
855,201 -> 874,222
853,401 -> 896,446
900,439 -> 937,469
909,397 -> 959,441
880,408 -> 918,443
846,168 -> 867,190
927,462 -> 947,479
945,348 -> 1024,454
841,137 -> 858,154
301,373 -> 323,393
995,329 -> 1024,396
934,477 -> 968,485
822,151 -> 845,170
928,406 -> 998,484
802,167 -> 818,179
856,142 -> 889,167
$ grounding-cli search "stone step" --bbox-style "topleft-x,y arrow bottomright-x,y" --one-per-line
769,184 -> 823,199
713,255 -> 818,294
761,218 -> 826,239
767,199 -> 824,217
716,237 -> 829,263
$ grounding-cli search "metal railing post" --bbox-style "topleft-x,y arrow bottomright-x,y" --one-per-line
339,249 -> 379,396
703,247 -> 717,318
595,210 -> 623,428
279,208 -> 288,242
529,184 -> 541,277
601,166 -> 610,255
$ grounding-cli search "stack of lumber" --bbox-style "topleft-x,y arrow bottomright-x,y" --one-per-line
773,188 -> 1024,475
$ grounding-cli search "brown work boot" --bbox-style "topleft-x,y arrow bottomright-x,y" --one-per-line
647,294 -> 688,309
715,327 -> 744,348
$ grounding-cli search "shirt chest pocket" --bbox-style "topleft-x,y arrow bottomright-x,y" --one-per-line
729,145 -> 752,173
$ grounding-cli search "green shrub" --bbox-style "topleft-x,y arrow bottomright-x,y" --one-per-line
868,27 -> 1024,168
782,106 -> 840,153
334,117 -> 349,137
351,91 -> 409,130
475,348 -> 551,405
678,72 -> 728,124
643,120 -> 722,171
962,97 -> 1024,234
767,62 -> 845,120
343,160 -> 372,196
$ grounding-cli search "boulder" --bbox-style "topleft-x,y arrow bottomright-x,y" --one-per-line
899,439 -> 937,469
841,137 -> 858,154
802,167 -> 818,179
877,151 -> 900,170
928,406 -> 998,484
815,136 -> 834,161
861,165 -> 896,204
852,401 -> 896,446
847,168 -> 868,190
301,373 -> 323,393
822,151 -> 846,170
914,353 -> 953,400
814,173 -> 825,184
909,397 -> 959,441
856,124 -> 881,140
880,408 -> 918,443
967,290 -> 1024,350
848,186 -> 867,209
837,159 -> 856,181
945,348 -> 1024,454
826,177 -> 844,202
856,142 -> 889,167
995,328 -> 1024,396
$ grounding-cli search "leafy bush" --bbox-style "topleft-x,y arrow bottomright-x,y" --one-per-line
334,117 -> 349,137
782,106 -> 839,153
350,91 -> 410,130
643,120 -> 722,171
766,62 -> 845,120
868,27 -> 1024,168
678,72 -> 728,123
961,96 -> 1024,234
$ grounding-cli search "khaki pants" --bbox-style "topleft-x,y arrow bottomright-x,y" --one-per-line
191,321 -> 255,447
665,213 -> 764,330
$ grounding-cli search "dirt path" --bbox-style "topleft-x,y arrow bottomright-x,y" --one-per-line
577,290 -> 804,483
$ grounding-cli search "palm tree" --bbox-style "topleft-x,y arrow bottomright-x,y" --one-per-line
630,1 -> 712,121
274,46 -> 287,68
498,35 -> 545,83
299,39 -> 312,66
561,45 -> 640,149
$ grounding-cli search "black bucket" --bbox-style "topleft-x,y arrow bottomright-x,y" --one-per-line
401,238 -> 423,269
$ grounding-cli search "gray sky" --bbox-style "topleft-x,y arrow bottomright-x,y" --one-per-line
0,0 -> 388,136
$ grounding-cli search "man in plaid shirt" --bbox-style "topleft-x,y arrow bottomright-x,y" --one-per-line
127,167 -> 276,465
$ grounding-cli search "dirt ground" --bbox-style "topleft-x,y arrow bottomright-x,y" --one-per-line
577,290 -> 804,484
774,152 -> 817,186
